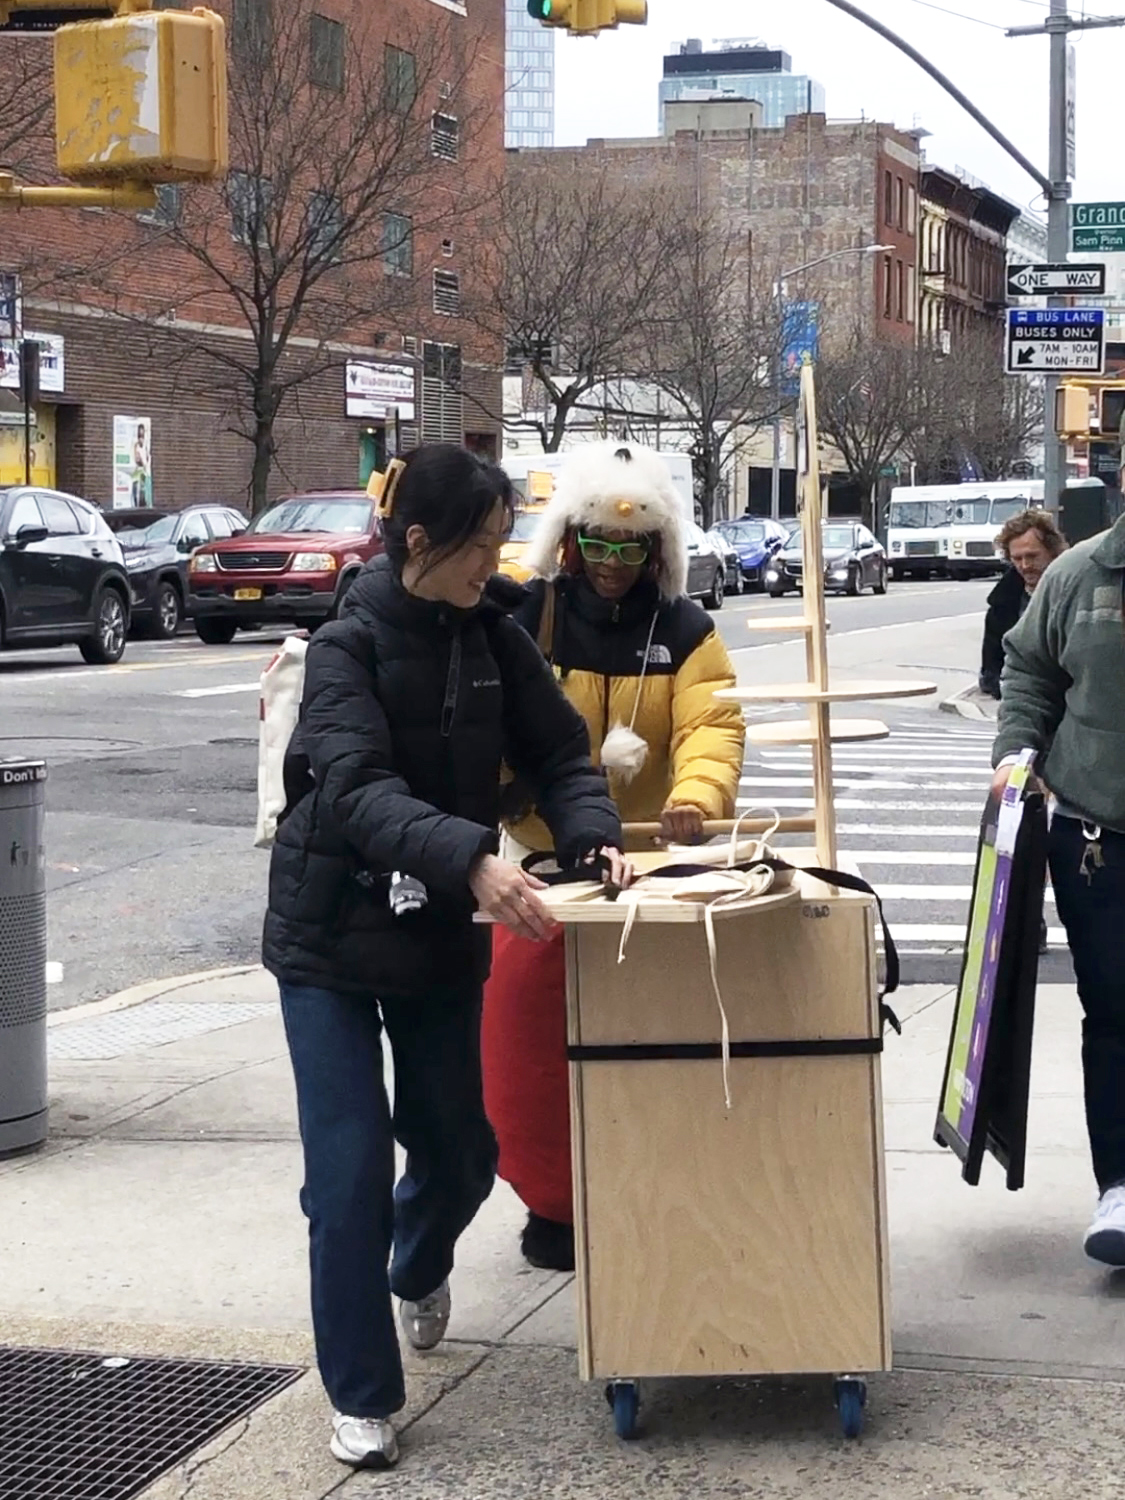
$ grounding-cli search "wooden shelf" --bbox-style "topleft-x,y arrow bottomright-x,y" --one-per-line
745,718 -> 890,746
716,679 -> 937,706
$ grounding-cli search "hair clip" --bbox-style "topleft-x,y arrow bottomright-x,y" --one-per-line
375,458 -> 407,519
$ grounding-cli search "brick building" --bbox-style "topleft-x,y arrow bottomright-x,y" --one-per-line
520,111 -> 921,349
917,167 -> 1019,352
0,0 -> 505,510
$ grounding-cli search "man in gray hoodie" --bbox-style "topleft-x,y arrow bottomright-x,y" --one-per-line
992,504 -> 1125,1265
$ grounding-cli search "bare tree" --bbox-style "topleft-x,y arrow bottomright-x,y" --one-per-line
101,0 -> 487,511
0,31 -> 51,177
909,328 -> 1041,483
479,156 -> 671,453
816,333 -> 927,528
642,208 -> 781,530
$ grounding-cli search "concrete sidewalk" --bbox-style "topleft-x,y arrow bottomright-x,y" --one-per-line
4,967 -> 1125,1499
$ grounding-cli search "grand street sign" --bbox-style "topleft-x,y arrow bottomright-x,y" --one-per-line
1072,202 -> 1125,254
1006,308 -> 1105,375
1007,262 -> 1106,298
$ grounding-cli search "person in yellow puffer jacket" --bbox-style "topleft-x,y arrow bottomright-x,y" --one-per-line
481,442 -> 745,1273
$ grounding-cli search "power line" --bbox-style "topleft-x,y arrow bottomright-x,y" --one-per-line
899,0 -> 1011,28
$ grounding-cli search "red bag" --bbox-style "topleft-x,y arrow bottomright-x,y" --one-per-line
481,927 -> 572,1225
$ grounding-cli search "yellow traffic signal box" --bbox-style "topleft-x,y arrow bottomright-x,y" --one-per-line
1056,383 -> 1091,437
525,0 -> 646,31
54,6 -> 228,182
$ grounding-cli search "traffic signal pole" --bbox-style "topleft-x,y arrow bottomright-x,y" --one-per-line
818,0 -> 1124,515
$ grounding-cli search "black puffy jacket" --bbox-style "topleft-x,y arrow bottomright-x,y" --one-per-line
979,567 -> 1029,698
262,557 -> 621,998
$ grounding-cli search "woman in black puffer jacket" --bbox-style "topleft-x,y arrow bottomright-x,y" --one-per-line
263,444 -> 625,1472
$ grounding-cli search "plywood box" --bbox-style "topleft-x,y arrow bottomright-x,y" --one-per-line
565,869 -> 891,1383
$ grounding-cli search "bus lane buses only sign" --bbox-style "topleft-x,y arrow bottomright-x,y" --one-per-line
1006,308 -> 1105,375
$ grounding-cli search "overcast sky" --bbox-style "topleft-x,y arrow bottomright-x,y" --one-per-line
554,0 -> 1125,223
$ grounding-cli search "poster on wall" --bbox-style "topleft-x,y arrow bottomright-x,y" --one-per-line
0,331 -> 65,393
113,415 -> 153,508
345,361 -> 416,421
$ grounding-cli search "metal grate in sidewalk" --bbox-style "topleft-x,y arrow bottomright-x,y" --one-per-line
49,1001 -> 276,1061
0,1345 -> 303,1500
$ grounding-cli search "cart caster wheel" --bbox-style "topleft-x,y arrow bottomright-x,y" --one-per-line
606,1380 -> 640,1440
834,1377 -> 866,1440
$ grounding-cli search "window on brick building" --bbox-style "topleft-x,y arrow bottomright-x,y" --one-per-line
422,341 -> 463,442
231,0 -> 272,65
385,45 -> 417,114
883,170 -> 893,225
309,14 -> 344,92
906,265 -> 916,324
883,255 -> 893,318
432,269 -> 461,316
896,259 -> 905,321
307,190 -> 343,262
381,212 -> 414,276
431,113 -> 460,162
906,184 -> 917,236
230,171 -> 273,247
896,177 -> 904,232
140,184 -> 181,227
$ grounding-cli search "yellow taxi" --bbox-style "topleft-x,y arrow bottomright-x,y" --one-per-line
499,506 -> 549,582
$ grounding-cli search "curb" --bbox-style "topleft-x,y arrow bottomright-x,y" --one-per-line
47,964 -> 266,1029
939,686 -> 994,723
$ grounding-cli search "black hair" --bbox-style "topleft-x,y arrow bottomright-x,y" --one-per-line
381,443 -> 514,576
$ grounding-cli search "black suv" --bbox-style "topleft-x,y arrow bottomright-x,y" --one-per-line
105,504 -> 249,637
0,486 -> 131,663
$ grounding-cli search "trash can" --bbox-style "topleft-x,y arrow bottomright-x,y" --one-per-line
0,759 -> 48,1156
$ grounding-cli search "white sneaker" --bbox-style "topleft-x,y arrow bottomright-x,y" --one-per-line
330,1412 -> 400,1469
1084,1186 -> 1125,1266
399,1279 -> 451,1351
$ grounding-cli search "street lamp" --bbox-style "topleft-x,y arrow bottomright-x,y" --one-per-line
769,243 -> 893,521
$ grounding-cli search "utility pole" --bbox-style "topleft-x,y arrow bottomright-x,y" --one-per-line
818,0 -> 1124,516
1007,2 -> 1125,513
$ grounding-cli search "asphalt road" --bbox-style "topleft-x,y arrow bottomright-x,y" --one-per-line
0,576 -> 1069,1011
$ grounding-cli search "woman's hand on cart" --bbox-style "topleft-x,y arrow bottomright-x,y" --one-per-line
470,855 -> 557,942
598,846 -> 635,894
659,803 -> 706,845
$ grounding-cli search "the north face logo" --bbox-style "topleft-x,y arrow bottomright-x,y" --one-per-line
644,644 -> 672,665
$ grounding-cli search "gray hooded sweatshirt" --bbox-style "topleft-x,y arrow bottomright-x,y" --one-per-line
994,512 -> 1125,833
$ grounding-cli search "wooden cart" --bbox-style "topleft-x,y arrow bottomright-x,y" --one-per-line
549,363 -> 935,1439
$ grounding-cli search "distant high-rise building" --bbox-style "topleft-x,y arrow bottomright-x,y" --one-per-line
506,0 -> 556,149
659,39 -> 825,131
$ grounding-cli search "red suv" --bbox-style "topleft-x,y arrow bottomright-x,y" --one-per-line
187,491 -> 382,643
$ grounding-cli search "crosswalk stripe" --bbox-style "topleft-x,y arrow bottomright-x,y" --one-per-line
738,797 -> 984,811
838,825 -> 980,837
882,925 -> 1065,944
740,776 -> 987,791
867,883 -> 1055,903
175,682 -> 260,698
848,851 -> 977,865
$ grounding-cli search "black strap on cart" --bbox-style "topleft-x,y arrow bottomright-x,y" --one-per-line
522,851 -> 903,1062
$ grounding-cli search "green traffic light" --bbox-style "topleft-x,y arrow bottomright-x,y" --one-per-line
526,0 -> 552,17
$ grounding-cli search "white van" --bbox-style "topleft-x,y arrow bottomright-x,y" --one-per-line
501,449 -> 697,528
886,481 -> 1045,580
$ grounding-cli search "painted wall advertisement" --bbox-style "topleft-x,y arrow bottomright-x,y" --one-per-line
345,361 -> 416,422
113,415 -> 153,508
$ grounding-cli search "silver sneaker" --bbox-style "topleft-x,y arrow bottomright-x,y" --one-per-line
1084,1186 -> 1125,1266
399,1278 -> 451,1351
330,1413 -> 399,1469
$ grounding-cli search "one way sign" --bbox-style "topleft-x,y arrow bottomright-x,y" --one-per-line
1006,308 -> 1105,375
1007,262 -> 1106,297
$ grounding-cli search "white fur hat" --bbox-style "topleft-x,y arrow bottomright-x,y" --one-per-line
522,442 -> 689,600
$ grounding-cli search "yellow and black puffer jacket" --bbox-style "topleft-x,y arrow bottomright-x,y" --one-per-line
504,573 -> 745,852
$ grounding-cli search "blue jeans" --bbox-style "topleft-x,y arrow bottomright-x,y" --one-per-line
279,982 -> 497,1418
1049,817 -> 1125,1193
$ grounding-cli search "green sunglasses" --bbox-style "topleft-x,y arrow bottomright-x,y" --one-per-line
577,533 -> 651,566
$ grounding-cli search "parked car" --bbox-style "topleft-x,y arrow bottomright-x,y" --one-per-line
685,522 -> 727,610
706,528 -> 742,595
0,486 -> 131,663
765,522 -> 889,598
712,517 -> 789,591
187,491 -> 382,643
105,504 -> 249,637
